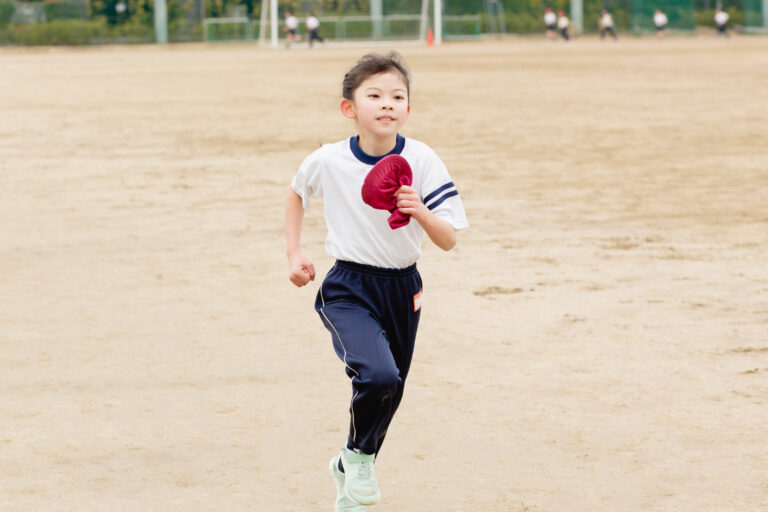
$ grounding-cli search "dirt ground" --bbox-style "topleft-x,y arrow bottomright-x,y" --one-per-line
2,34 -> 767,511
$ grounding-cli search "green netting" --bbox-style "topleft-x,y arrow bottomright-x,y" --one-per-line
744,0 -> 768,31
313,15 -> 422,39
384,16 -> 422,37
631,0 -> 696,31
443,14 -> 482,36
204,18 -> 251,41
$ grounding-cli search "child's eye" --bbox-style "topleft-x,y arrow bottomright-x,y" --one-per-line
368,94 -> 379,99
395,95 -> 405,100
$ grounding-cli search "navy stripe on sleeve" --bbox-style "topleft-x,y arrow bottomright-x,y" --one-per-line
423,182 -> 455,205
426,190 -> 459,211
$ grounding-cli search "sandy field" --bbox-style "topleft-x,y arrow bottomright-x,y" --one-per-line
2,34 -> 768,511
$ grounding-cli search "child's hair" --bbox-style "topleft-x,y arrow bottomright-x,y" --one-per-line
342,52 -> 411,102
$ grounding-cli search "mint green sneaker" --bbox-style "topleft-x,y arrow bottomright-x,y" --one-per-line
329,452 -> 367,512
341,448 -> 380,506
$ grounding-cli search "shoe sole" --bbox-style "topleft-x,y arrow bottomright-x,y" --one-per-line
344,482 -> 380,506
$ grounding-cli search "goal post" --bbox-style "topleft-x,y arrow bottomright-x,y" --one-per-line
257,0 -> 278,48
571,0 -> 583,34
434,0 -> 442,44
202,0 -> 477,47
154,0 -> 168,43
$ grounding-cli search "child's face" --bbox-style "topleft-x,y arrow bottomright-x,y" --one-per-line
342,71 -> 410,143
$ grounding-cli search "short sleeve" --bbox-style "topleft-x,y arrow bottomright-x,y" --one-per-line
291,148 -> 324,209
419,151 -> 469,231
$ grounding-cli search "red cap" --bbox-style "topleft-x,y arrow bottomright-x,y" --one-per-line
361,155 -> 413,229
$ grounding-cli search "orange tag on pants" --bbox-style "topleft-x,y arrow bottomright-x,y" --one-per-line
413,290 -> 422,312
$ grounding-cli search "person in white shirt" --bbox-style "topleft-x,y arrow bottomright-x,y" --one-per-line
544,8 -> 557,40
283,11 -> 299,48
557,10 -> 570,41
654,9 -> 668,39
600,10 -> 618,40
306,12 -> 325,47
286,52 -> 467,511
714,8 -> 730,38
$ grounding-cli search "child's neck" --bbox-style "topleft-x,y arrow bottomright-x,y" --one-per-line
357,134 -> 397,158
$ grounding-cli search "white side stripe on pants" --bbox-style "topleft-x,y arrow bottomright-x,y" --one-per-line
319,279 -> 360,444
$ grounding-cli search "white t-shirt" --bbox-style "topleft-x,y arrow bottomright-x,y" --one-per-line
654,12 -> 668,26
601,13 -> 614,27
306,16 -> 319,30
715,11 -> 729,25
544,12 -> 557,25
291,135 -> 469,269
285,15 -> 298,29
558,15 -> 569,29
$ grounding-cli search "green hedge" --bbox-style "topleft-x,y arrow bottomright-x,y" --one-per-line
499,12 -> 541,32
0,15 -> 204,45
0,1 -> 14,26
3,17 -> 160,44
10,19 -> 104,44
44,1 -> 88,20
104,18 -> 154,41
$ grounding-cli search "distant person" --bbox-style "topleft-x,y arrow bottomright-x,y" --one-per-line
306,12 -> 325,48
714,8 -> 730,37
544,8 -> 557,41
283,11 -> 299,48
600,10 -> 618,40
654,9 -> 668,39
557,10 -> 570,41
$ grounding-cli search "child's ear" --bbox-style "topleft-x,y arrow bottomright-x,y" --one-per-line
340,99 -> 356,119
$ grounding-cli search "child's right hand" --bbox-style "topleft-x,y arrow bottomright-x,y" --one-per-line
288,253 -> 316,287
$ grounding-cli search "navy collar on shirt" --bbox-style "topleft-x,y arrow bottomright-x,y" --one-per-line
349,134 -> 405,165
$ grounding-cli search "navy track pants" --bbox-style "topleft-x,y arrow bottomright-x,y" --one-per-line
316,260 -> 422,455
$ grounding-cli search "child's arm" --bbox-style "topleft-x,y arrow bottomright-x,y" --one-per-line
395,185 -> 457,251
285,187 -> 316,287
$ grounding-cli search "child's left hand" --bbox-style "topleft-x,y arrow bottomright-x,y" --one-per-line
395,185 -> 427,220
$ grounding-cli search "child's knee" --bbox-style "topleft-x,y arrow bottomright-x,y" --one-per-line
366,366 -> 400,394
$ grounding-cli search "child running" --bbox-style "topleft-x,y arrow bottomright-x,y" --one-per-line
714,8 -> 730,38
654,9 -> 668,39
285,52 -> 468,510
283,11 -> 299,48
544,7 -> 557,41
557,10 -> 570,41
600,9 -> 618,40
306,11 -> 325,48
